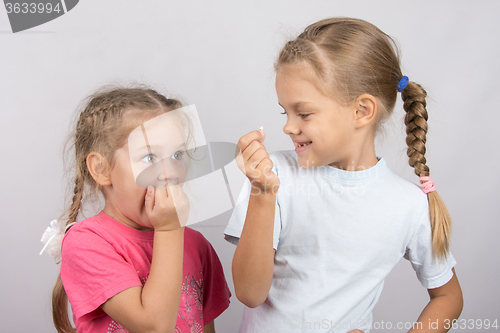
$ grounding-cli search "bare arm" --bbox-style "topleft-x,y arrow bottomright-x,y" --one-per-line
101,230 -> 184,333
232,129 -> 280,308
233,192 -> 277,308
101,185 -> 189,333
409,268 -> 463,333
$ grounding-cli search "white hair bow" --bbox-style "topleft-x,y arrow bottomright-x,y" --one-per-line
39,220 -> 74,264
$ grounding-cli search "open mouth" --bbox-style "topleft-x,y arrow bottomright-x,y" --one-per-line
295,141 -> 312,153
296,142 -> 312,148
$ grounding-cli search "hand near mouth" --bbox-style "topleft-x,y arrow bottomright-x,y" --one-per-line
144,184 -> 190,231
235,128 -> 280,195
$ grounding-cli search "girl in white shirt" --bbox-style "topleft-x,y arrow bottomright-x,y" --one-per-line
225,17 -> 463,333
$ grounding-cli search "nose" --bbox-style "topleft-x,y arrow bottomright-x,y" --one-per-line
157,158 -> 180,184
283,116 -> 300,136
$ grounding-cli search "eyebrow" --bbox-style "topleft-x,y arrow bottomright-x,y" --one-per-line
134,143 -> 186,153
278,101 -> 315,110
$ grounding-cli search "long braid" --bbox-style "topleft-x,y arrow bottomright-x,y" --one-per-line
52,132 -> 88,333
403,82 -> 429,177
402,82 -> 451,260
51,160 -> 85,333
67,177 -> 84,224
52,276 -> 75,333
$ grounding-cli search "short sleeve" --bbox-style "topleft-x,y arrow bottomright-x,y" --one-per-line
200,238 -> 231,324
223,157 -> 282,250
404,209 -> 457,289
60,226 -> 143,322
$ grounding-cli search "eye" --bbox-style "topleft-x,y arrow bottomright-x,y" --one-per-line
171,150 -> 184,161
141,154 -> 156,163
280,111 -> 287,116
298,113 -> 310,119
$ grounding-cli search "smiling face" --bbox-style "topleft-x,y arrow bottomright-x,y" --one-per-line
276,63 -> 360,169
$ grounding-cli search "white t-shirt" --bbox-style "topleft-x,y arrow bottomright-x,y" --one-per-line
224,150 -> 456,333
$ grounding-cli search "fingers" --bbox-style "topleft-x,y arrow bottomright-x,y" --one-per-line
245,141 -> 268,165
155,183 -> 170,202
169,184 -> 190,227
144,185 -> 155,215
144,184 -> 170,213
236,130 -> 270,174
237,129 -> 265,155
144,183 -> 190,231
235,129 -> 280,194
259,157 -> 275,177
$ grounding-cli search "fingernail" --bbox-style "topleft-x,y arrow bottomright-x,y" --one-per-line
147,185 -> 153,195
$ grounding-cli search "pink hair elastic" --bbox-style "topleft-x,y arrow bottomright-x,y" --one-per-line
419,176 -> 436,194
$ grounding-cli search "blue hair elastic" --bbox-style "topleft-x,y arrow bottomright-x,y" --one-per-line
397,76 -> 409,92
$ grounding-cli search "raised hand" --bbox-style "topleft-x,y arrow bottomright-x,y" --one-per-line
236,129 -> 280,195
144,184 -> 190,231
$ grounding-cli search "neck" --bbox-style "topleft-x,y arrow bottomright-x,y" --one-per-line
102,203 -> 153,232
328,131 -> 378,171
328,154 -> 378,172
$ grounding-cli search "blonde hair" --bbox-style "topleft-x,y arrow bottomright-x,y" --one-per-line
52,86 -> 183,333
275,17 -> 451,260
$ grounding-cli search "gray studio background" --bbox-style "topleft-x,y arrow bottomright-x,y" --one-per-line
1,1 -> 499,332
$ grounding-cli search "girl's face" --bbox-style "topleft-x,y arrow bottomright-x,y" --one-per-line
104,112 -> 187,230
276,63 -> 358,169
128,113 -> 187,189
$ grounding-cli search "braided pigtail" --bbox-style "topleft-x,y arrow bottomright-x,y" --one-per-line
52,276 -> 75,333
51,174 -> 85,333
67,177 -> 84,225
401,81 -> 451,260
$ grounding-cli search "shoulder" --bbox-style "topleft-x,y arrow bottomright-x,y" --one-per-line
60,216 -> 121,267
62,215 -> 106,248
379,165 -> 430,224
383,165 -> 428,205
184,228 -> 226,276
185,227 -> 210,247
184,227 -> 216,257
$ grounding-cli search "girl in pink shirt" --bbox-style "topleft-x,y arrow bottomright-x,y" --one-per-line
47,87 -> 230,333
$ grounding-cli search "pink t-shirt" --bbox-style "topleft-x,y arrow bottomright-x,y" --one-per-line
60,211 -> 231,332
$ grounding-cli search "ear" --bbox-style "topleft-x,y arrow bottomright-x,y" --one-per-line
86,152 -> 112,186
353,94 -> 377,129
